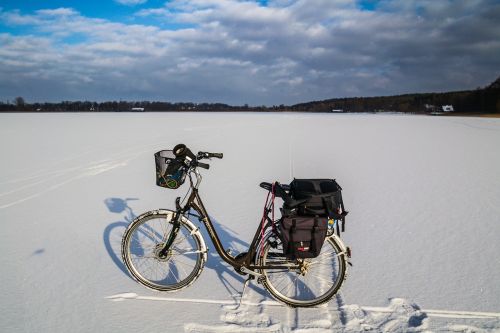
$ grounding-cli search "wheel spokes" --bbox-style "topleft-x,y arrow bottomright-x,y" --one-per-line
124,215 -> 203,289
262,238 -> 344,305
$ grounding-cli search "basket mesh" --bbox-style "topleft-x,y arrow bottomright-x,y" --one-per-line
154,150 -> 186,189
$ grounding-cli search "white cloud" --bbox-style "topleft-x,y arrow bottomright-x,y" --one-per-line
0,1 -> 499,104
36,8 -> 78,16
136,8 -> 172,17
114,0 -> 147,6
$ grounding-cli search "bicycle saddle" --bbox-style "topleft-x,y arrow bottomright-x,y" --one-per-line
259,182 -> 308,208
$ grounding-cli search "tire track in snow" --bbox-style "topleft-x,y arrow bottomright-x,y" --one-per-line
113,290 -> 499,322
183,279 -> 282,333
1,141 -> 154,186
106,292 -> 500,332
0,160 -> 128,209
0,142 -> 155,210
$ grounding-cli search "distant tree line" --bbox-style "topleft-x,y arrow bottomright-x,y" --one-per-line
0,100 -> 272,112
1,77 -> 498,114
290,76 -> 500,114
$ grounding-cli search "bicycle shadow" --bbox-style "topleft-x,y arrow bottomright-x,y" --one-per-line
103,197 -> 139,277
102,197 -> 267,298
187,209 -> 267,298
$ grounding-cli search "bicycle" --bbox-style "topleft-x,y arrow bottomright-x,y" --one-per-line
121,144 -> 350,307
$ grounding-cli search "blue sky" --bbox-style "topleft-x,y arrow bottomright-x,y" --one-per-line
0,0 -> 378,36
0,0 -> 499,105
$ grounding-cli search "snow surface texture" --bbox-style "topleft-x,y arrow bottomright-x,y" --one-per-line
1,113 -> 499,332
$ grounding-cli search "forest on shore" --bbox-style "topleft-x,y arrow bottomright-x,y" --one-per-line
2,76 -> 499,114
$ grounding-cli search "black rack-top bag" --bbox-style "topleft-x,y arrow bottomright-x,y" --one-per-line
290,179 -> 347,217
280,216 -> 328,259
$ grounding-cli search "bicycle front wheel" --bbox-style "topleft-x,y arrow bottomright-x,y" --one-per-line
259,235 -> 347,307
122,209 -> 207,292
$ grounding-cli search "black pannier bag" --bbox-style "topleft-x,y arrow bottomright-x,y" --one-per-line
280,216 -> 328,259
155,150 -> 187,189
289,179 -> 347,222
278,179 -> 348,258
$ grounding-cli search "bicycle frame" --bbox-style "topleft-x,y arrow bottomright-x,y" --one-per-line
159,168 -> 300,275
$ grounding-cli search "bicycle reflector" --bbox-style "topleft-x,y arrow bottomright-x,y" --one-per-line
155,150 -> 187,189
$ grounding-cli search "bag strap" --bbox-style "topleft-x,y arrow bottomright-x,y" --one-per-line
324,192 -> 348,233
322,196 -> 336,217
289,219 -> 297,255
310,217 -> 320,254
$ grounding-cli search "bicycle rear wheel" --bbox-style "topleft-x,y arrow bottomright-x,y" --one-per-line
259,235 -> 347,307
122,209 -> 207,291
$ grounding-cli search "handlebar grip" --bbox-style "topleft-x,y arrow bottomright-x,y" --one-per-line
197,162 -> 210,169
209,152 -> 223,159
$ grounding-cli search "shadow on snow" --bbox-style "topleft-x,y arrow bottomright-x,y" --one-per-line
102,197 -> 266,298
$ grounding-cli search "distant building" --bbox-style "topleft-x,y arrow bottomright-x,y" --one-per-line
331,109 -> 343,112
441,105 -> 454,112
131,107 -> 145,111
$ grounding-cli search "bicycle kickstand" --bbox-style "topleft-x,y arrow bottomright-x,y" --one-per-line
237,276 -> 253,308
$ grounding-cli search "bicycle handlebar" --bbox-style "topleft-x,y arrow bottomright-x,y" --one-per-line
197,161 -> 210,169
197,151 -> 223,160
194,151 -> 223,170
209,152 -> 223,159
171,144 -> 222,172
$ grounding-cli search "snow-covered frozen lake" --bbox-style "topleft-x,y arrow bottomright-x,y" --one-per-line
1,112 -> 499,332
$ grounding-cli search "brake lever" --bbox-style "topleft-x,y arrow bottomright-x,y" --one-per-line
197,151 -> 210,160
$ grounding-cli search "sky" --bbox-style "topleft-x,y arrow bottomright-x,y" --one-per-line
0,0 -> 499,106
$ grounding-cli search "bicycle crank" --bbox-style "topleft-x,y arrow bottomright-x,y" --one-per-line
298,259 -> 312,276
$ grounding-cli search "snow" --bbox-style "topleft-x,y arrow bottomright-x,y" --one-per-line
1,112 -> 499,332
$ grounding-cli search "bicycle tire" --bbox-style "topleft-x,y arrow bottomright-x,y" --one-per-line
259,234 -> 347,307
122,209 -> 207,292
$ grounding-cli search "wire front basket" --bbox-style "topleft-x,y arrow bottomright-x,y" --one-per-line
154,150 -> 187,189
